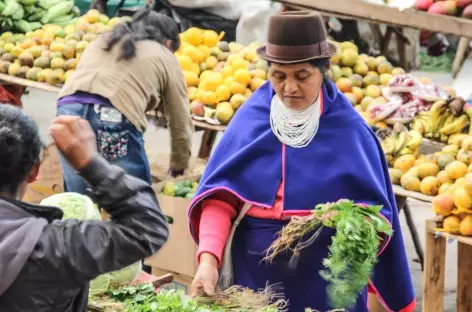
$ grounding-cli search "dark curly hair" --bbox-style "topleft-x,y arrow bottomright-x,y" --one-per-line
0,105 -> 42,195
104,8 -> 181,61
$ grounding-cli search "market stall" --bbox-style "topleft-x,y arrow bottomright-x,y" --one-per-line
276,0 -> 472,77
423,217 -> 472,312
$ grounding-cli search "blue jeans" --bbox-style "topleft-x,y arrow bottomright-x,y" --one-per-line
56,103 -> 152,194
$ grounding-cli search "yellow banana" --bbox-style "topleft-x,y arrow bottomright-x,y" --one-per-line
406,130 -> 423,150
434,111 -> 450,134
382,136 -> 396,155
439,115 -> 468,136
394,132 -> 408,156
411,119 -> 424,135
431,100 -> 449,132
399,147 -> 413,156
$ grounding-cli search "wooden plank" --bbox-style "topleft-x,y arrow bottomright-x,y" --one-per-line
392,184 -> 434,203
427,218 -> 472,246
422,228 -> 446,312
192,119 -> 226,132
277,0 -> 472,39
0,73 -> 61,93
457,242 -> 472,312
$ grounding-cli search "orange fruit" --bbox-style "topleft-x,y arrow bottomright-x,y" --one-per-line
230,94 -> 246,110
230,58 -> 248,70
215,84 -> 231,102
230,81 -> 246,95
250,77 -> 265,91
202,91 -> 218,107
183,71 -> 199,87
233,68 -> 251,86
177,54 -> 193,71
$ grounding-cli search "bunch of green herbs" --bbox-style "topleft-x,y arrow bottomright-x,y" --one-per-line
89,283 -> 285,312
265,200 -> 393,309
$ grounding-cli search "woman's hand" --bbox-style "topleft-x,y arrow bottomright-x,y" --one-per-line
190,253 -> 219,297
49,116 -> 97,170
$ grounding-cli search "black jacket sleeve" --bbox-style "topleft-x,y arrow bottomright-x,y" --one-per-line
35,155 -> 168,282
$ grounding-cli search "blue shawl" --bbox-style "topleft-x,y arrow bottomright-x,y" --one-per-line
188,80 -> 415,311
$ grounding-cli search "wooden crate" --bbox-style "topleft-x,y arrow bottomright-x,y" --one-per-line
423,217 -> 472,312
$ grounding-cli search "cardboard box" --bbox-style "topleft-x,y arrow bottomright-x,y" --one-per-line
147,152 -> 206,183
152,267 -> 193,295
145,177 -> 199,277
23,143 -> 63,204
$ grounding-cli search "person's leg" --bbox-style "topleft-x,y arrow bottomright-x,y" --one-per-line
56,103 -> 91,194
87,105 -> 153,273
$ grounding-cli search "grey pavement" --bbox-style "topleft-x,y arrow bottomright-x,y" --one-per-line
22,70 -> 461,311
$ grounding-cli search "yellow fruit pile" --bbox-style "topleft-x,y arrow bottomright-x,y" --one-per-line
176,27 -> 268,125
431,135 -> 472,236
328,40 -> 406,128
388,134 -> 472,200
0,10 -> 127,85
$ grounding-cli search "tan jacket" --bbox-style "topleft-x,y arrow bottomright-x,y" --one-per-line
59,34 -> 193,171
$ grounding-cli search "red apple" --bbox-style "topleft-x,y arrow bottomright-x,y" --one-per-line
456,0 -> 472,9
415,0 -> 434,11
190,100 -> 205,117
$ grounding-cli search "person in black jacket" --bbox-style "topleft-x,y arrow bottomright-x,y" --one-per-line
0,104 -> 169,311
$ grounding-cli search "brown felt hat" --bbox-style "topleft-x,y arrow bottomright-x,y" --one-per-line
257,11 -> 337,64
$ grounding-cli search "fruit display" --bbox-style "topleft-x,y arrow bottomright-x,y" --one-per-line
0,9 -> 127,85
176,26 -> 268,125
161,179 -> 199,199
378,123 -> 423,166
415,0 -> 472,19
0,0 -> 81,33
388,132 -> 472,198
410,96 -> 471,143
327,41 -> 407,128
365,74 -> 455,128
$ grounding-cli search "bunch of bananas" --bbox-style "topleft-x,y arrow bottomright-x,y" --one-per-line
410,98 -> 469,143
0,0 -> 79,33
378,123 -> 423,165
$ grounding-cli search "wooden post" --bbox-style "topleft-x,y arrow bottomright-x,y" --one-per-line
452,37 -> 470,78
198,129 -> 218,159
457,242 -> 472,312
395,28 -> 408,70
422,222 -> 446,312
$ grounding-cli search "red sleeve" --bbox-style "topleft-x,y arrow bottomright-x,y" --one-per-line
197,192 -> 238,268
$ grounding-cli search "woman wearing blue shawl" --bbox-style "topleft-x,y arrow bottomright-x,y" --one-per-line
187,11 -> 416,312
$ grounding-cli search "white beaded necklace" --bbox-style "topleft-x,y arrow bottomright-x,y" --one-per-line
270,94 -> 321,148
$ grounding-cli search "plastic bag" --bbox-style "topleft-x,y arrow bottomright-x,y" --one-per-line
368,99 -> 402,122
412,83 -> 449,102
387,74 -> 420,93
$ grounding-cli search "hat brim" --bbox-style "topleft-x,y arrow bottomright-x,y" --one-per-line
256,41 -> 338,64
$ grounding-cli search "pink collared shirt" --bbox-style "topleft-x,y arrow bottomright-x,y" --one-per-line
197,181 -> 286,267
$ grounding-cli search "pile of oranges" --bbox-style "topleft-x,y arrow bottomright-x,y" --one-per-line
175,27 -> 268,124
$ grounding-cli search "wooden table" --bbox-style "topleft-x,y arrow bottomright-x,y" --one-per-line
393,185 -> 434,271
191,119 -> 226,159
423,217 -> 472,312
277,0 -> 472,76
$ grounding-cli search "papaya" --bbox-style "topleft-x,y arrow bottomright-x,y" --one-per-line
446,161 -> 468,180
432,193 -> 455,216
420,176 -> 441,196
416,162 -> 440,179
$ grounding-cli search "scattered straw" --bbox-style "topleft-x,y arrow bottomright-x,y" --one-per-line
195,285 -> 288,311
